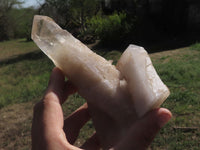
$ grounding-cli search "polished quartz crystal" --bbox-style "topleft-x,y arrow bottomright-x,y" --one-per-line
32,15 -> 170,149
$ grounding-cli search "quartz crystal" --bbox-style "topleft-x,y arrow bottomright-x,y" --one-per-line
32,15 -> 170,149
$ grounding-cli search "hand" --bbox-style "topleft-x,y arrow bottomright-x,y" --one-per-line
32,67 -> 172,150
32,67 -> 100,150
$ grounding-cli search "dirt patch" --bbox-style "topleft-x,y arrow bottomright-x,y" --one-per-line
0,102 -> 33,150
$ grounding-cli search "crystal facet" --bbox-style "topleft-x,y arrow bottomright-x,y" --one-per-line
32,15 -> 170,149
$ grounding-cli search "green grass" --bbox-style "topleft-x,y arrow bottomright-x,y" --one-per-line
0,39 -> 54,107
150,44 -> 200,149
0,40 -> 200,149
0,39 -> 39,60
0,56 -> 54,107
190,42 -> 200,51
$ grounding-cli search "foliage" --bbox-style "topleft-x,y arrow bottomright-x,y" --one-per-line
68,0 -> 100,31
0,0 -> 24,41
40,0 -> 100,36
0,1 -> 37,41
39,0 -> 71,28
39,0 -> 140,44
8,8 -> 37,41
189,42 -> 200,51
0,0 -> 139,44
87,12 -> 133,47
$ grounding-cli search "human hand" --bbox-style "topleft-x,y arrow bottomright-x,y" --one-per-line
32,67 -> 100,150
32,67 -> 172,150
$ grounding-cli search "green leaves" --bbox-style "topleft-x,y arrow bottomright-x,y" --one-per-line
87,12 -> 132,46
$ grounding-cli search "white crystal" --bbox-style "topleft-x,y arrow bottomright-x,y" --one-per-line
116,45 -> 170,117
32,15 -> 170,149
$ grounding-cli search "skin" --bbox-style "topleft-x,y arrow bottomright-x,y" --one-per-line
32,67 -> 172,150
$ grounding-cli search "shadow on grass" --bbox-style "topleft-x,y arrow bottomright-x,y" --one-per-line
91,33 -> 200,53
1,33 -> 200,66
136,34 -> 200,53
0,50 -> 45,66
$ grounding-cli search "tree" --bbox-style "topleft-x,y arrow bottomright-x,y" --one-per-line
39,0 -> 101,36
0,0 -> 23,41
38,0 -> 71,29
68,0 -> 100,33
9,7 -> 37,41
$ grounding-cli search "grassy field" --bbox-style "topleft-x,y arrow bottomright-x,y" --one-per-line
0,39 -> 39,60
149,45 -> 200,149
0,39 -> 200,149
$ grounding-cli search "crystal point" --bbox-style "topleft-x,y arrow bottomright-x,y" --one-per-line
32,15 -> 170,149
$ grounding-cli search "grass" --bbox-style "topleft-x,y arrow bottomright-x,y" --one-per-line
0,39 -> 200,149
190,42 -> 200,51
0,53 -> 54,108
149,45 -> 200,149
0,39 -> 39,60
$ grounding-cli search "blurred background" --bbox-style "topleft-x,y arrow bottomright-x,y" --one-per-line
1,0 -> 200,49
0,0 -> 200,149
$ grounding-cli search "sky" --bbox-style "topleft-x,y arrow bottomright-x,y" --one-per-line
21,0 -> 45,8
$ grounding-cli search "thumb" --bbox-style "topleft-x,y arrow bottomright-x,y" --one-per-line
114,108 -> 172,150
